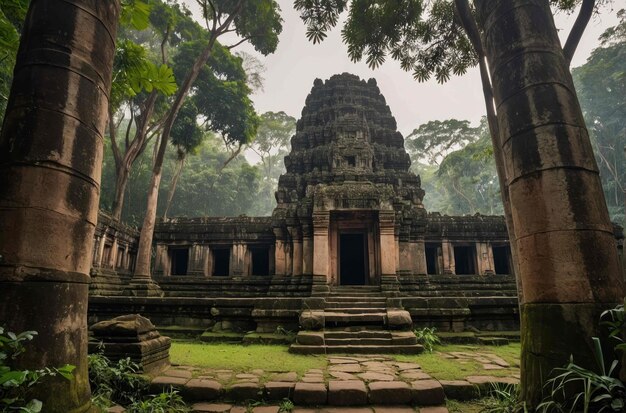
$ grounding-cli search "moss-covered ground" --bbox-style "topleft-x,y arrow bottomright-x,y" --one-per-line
170,341 -> 326,375
170,341 -> 520,381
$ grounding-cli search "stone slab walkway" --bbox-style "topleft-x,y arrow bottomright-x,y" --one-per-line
191,404 -> 449,412
150,353 -> 519,409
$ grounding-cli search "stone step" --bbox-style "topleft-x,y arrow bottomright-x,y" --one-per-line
328,292 -> 385,297
324,337 -> 394,346
324,307 -> 386,314
325,295 -> 387,303
325,301 -> 386,309
324,312 -> 386,325
324,331 -> 418,345
289,344 -> 423,355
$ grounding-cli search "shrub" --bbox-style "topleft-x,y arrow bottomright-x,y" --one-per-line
0,327 -> 75,413
125,390 -> 189,413
479,383 -> 527,413
414,327 -> 441,353
88,353 -> 149,407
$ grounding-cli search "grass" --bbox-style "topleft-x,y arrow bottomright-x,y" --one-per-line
170,342 -> 326,376
394,343 -> 521,381
170,341 -> 520,382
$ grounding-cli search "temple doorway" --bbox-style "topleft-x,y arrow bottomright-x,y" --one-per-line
339,233 -> 368,285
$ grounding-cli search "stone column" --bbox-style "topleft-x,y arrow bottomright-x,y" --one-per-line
477,242 -> 495,275
231,242 -> 247,276
312,211 -> 330,294
188,244 -> 206,276
476,0 -> 625,405
413,238 -> 428,275
0,1 -> 119,411
379,211 -> 397,276
290,227 -> 303,276
441,240 -> 455,275
153,245 -> 168,276
302,222 -> 313,275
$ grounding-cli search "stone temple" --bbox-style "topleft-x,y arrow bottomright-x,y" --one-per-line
88,73 -> 621,351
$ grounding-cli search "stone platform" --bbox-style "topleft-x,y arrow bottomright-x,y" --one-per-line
149,354 -> 519,409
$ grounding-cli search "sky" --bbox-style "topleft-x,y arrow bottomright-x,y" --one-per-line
183,1 -> 620,136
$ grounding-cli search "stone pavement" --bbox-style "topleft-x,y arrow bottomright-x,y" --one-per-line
190,404 -> 449,412
149,353 -> 519,410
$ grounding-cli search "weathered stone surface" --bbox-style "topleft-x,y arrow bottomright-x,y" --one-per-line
358,372 -> 395,382
439,380 -> 478,401
226,382 -> 261,401
252,407 -> 280,413
328,380 -> 368,406
294,382 -> 327,405
164,369 -> 192,379
386,311 -> 412,329
265,381 -> 296,400
300,311 -> 325,330
89,314 -> 171,374
150,375 -> 188,393
330,364 -> 361,373
368,381 -> 412,404
183,379 -> 222,401
418,407 -> 449,413
106,406 -> 125,413
411,380 -> 445,405
271,372 -> 298,382
191,403 -> 233,412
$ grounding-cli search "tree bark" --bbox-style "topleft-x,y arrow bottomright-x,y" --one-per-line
475,0 -> 625,408
162,154 -> 186,219
0,1 -> 119,411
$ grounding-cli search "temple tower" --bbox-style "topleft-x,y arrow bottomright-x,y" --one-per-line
271,73 -> 427,294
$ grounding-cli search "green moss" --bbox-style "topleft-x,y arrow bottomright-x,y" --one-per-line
170,342 -> 326,375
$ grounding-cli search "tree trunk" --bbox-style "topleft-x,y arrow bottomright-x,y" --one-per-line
476,0 -> 625,408
163,154 -> 186,219
111,163 -> 130,220
132,37 -> 218,281
0,1 -> 118,411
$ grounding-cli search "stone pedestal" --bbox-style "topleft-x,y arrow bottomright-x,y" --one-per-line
89,314 -> 171,374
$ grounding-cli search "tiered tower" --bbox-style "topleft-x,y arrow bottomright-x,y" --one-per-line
271,73 -> 428,294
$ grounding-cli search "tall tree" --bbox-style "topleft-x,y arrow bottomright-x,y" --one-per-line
107,0 -> 197,220
0,0 -> 119,410
294,0 -> 625,406
248,111 -> 296,215
132,0 -> 282,289
406,118 -> 480,166
573,10 -> 626,222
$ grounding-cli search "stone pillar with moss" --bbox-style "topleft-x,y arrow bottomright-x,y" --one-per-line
0,1 -> 119,411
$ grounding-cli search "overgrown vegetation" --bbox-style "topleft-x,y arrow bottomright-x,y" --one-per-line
88,353 -> 149,409
536,304 -> 626,413
88,352 -> 190,412
0,327 -> 75,413
414,327 -> 442,353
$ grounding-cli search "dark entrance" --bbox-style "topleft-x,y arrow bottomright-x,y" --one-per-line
212,248 -> 230,277
493,245 -> 511,275
170,248 -> 189,275
339,233 -> 367,285
250,247 -> 270,276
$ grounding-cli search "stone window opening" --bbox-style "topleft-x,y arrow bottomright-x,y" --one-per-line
493,245 -> 512,275
425,242 -> 442,275
453,245 -> 477,275
345,155 -> 356,167
212,247 -> 230,277
250,247 -> 270,276
170,248 -> 189,276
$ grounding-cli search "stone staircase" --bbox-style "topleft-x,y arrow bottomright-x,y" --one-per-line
290,286 -> 423,354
